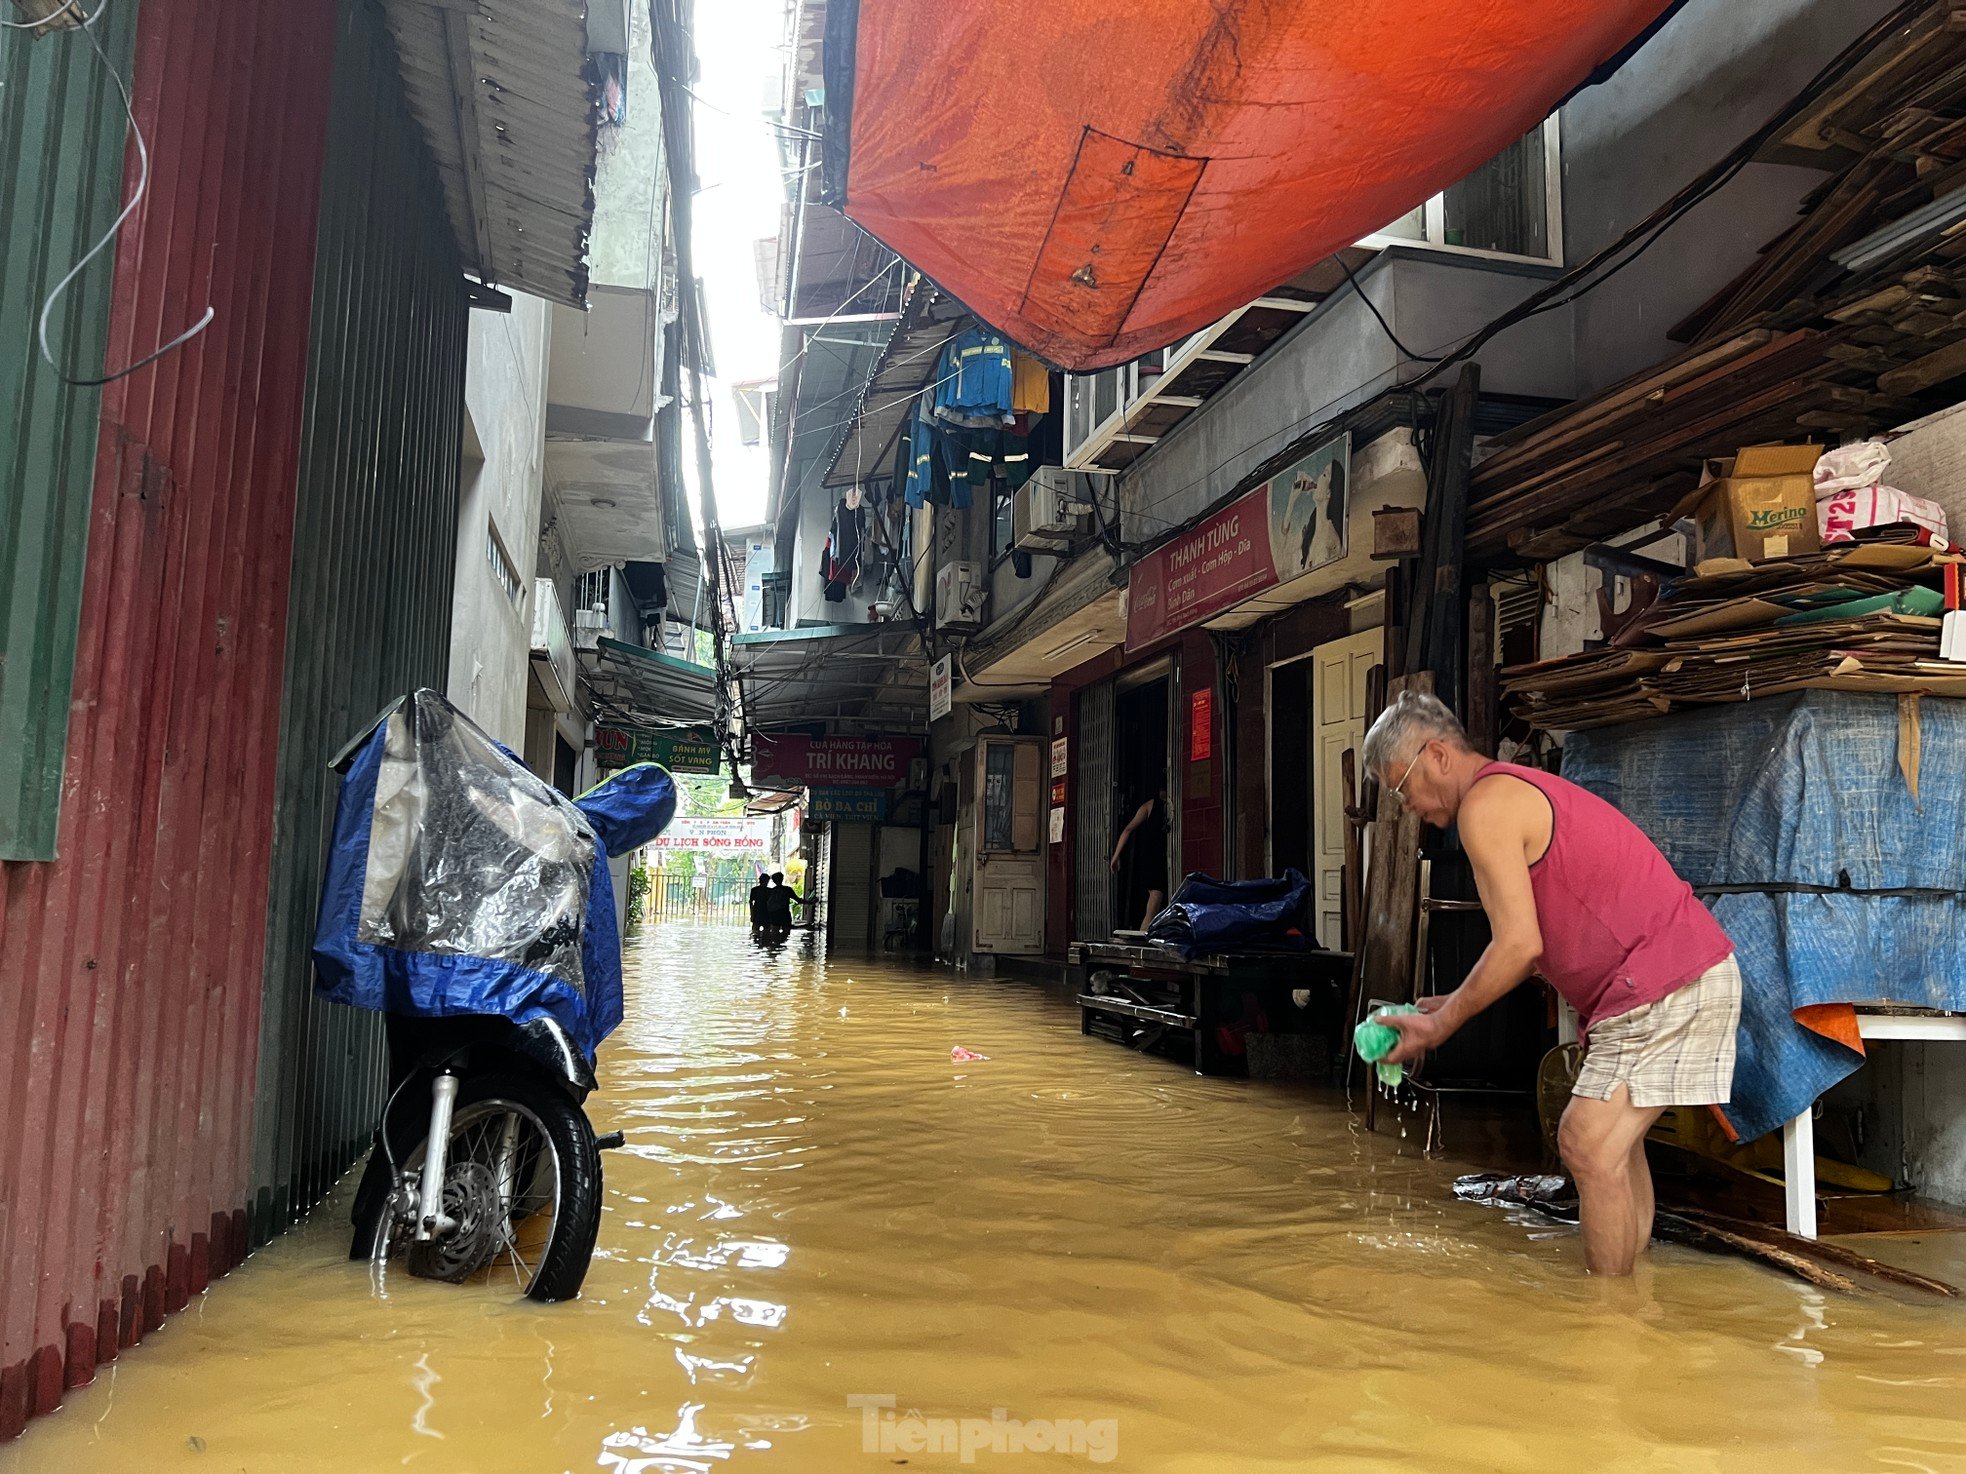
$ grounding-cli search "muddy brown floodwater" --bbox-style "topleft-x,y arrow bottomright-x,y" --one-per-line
9,922 -> 1966,1472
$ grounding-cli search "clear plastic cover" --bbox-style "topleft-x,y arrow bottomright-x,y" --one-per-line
357,692 -> 595,996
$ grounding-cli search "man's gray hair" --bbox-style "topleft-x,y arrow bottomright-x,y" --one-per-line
1361,690 -> 1471,779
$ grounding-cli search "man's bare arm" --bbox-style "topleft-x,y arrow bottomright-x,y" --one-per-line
1383,781 -> 1546,1063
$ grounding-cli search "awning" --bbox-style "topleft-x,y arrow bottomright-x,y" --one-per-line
587,636 -> 719,726
731,623 -> 927,729
821,279 -> 971,489
382,0 -> 598,309
824,0 -> 1675,368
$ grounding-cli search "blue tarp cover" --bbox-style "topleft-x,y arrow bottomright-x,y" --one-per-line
1561,691 -> 1966,1141
1147,870 -> 1314,956
312,691 -> 676,1060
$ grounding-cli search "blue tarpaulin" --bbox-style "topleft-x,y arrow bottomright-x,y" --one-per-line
1147,870 -> 1314,956
1561,691 -> 1966,1141
312,692 -> 676,1061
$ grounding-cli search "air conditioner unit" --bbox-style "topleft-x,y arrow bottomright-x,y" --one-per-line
573,607 -> 609,651
1013,467 -> 1091,551
936,560 -> 988,631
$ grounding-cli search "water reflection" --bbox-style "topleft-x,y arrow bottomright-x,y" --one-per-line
7,920 -> 1966,1473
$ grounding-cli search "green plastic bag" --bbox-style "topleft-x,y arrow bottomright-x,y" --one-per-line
1354,1004 -> 1422,1087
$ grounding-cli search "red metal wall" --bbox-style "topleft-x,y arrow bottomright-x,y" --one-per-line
0,0 -> 336,1437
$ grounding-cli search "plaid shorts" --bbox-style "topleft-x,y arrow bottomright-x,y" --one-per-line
1573,955 -> 1742,1109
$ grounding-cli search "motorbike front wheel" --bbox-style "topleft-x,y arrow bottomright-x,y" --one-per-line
379,1072 -> 603,1302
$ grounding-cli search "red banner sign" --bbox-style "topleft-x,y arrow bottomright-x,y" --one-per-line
751,734 -> 923,788
1125,435 -> 1349,649
1189,688 -> 1214,761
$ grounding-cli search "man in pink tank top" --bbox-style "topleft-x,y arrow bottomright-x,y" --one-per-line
1361,692 -> 1739,1277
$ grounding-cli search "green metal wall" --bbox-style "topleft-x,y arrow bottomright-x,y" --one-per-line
249,0 -> 469,1245
0,6 -> 141,860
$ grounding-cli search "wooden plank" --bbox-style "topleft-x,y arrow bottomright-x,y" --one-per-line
1879,334 -> 1966,394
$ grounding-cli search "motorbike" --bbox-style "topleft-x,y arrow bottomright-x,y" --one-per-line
311,690 -> 676,1301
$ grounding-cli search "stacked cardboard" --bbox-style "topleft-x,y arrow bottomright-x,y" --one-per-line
1504,539 -> 1966,731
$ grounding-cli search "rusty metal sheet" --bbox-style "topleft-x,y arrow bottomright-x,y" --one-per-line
0,0 -> 338,1438
250,0 -> 468,1248
0,1 -> 140,859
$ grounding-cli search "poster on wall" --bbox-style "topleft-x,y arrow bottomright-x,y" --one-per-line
1048,806 -> 1066,844
1189,688 -> 1213,761
1125,433 -> 1350,648
929,655 -> 953,722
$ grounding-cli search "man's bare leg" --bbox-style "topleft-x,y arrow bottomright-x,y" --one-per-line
1627,1132 -> 1657,1264
1558,1085 -> 1667,1276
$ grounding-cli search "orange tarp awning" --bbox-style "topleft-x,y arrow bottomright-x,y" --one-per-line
832,1 -> 1675,369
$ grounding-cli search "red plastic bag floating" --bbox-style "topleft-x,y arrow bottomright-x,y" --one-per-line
950,1045 -> 990,1062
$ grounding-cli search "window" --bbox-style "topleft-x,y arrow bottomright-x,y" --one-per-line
485,520 -> 522,606
1360,118 -> 1561,265
983,743 -> 1017,851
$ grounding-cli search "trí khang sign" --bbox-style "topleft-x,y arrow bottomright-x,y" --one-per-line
751,733 -> 923,788
1125,434 -> 1349,649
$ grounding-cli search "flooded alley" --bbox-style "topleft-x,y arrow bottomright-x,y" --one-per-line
7,922 -> 1964,1473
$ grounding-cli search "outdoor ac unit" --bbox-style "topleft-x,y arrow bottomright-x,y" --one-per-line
1012,467 -> 1091,552
573,607 -> 609,651
936,560 -> 988,631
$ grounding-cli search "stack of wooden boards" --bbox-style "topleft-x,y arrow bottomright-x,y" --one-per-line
1503,539 -> 1966,731
1470,2 -> 1966,561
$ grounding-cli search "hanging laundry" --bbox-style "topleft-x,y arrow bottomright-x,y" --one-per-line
845,485 -> 865,511
819,536 -> 848,603
832,497 -> 865,569
906,393 -> 955,508
1011,350 -> 1051,416
933,326 -> 1015,428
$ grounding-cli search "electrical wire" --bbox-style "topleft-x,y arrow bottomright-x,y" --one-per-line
32,5 -> 216,387
1,0 -> 98,29
1334,254 -> 1441,363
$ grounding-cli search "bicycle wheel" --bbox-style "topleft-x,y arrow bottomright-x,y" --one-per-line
388,1071 -> 602,1302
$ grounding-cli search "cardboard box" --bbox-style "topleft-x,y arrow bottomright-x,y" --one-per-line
1672,443 -> 1822,564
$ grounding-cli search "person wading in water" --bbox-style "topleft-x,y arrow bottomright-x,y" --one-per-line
1363,692 -> 1740,1277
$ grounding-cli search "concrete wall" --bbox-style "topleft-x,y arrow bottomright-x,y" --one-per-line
1121,250 -> 1575,542
589,0 -> 667,295
448,296 -> 552,750
1557,0 -> 1899,394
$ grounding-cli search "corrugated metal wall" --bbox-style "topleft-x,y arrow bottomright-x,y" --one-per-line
250,0 -> 468,1246
0,4 -> 140,860
0,0 -> 338,1439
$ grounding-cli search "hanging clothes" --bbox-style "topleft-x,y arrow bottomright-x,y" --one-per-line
933,326 -> 1015,428
1011,350 -> 1051,415
832,497 -> 865,568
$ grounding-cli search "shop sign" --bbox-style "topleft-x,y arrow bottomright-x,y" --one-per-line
648,817 -> 771,852
929,655 -> 953,722
1189,688 -> 1214,761
752,733 -> 922,787
595,722 -> 721,774
807,787 -> 891,822
1125,434 -> 1349,648
1050,778 -> 1067,807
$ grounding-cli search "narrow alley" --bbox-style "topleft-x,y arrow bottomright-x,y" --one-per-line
8,923 -> 1961,1473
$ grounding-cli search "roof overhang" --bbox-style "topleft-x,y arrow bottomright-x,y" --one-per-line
821,282 -> 971,488
587,636 -> 719,725
731,622 -> 928,729
382,0 -> 598,309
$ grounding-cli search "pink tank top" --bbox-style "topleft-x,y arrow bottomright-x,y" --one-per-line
1472,762 -> 1732,1029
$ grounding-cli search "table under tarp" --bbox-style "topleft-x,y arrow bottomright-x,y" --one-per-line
1561,689 -> 1966,1142
1070,940 -> 1353,1077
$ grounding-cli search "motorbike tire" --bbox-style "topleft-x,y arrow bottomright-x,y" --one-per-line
387,1071 -> 602,1302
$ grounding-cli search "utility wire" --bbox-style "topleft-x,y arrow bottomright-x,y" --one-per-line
26,2 -> 216,386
